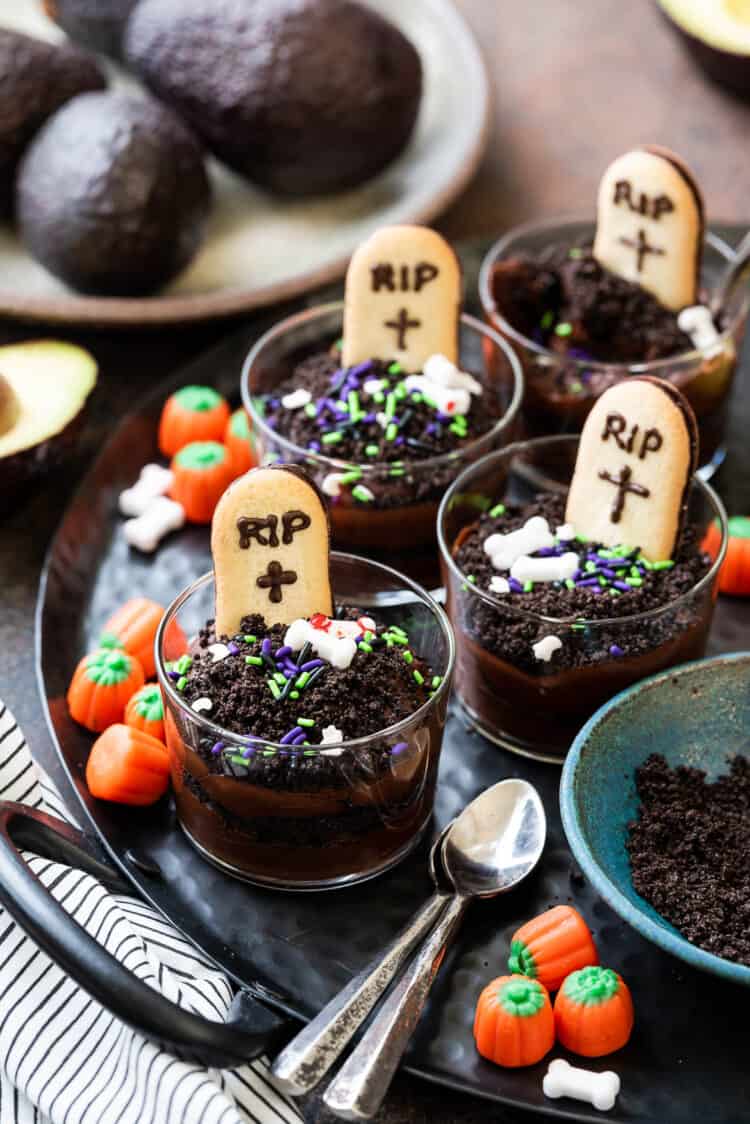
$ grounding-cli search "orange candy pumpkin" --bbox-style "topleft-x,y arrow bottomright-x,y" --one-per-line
224,408 -> 256,477
158,385 -> 230,457
554,966 -> 634,1057
474,975 -> 554,1068
67,648 -> 145,733
124,683 -> 165,741
702,515 -> 750,596
101,597 -> 165,679
169,441 -> 235,523
86,723 -> 170,806
508,905 -> 598,993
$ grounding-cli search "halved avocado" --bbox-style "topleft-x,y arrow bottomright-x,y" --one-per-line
658,0 -> 750,96
0,341 -> 97,516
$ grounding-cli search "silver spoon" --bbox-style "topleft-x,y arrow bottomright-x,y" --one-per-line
271,821 -> 454,1096
711,228 -> 750,318
322,778 -> 546,1121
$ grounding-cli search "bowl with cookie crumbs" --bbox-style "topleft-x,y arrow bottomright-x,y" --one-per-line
241,224 -> 523,587
561,651 -> 750,986
438,377 -> 727,762
478,146 -> 748,471
155,463 -> 454,889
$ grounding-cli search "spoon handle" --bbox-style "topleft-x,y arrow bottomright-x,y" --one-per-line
271,889 -> 450,1095
322,895 -> 467,1121
712,229 -> 750,316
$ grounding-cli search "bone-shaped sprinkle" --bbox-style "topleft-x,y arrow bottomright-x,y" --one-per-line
510,551 -> 579,584
677,305 -> 722,354
284,618 -> 358,670
404,374 -> 471,416
123,496 -> 185,553
484,516 -> 555,570
422,353 -> 483,395
532,635 -> 562,662
119,464 -> 174,517
543,1058 -> 621,1112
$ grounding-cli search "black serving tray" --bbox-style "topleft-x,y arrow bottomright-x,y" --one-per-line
31,323 -> 750,1123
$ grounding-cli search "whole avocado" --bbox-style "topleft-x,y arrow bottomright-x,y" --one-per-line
43,0 -> 139,58
124,0 -> 423,196
0,28 -> 106,216
16,92 -> 211,296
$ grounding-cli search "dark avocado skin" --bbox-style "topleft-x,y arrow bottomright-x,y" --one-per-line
0,29 -> 106,217
44,0 -> 139,59
0,409 -> 86,518
15,92 -> 212,297
125,0 -> 423,196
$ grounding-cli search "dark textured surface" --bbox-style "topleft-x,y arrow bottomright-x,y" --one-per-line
2,240 -> 750,1124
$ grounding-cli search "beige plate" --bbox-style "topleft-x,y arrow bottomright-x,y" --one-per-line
0,0 -> 490,327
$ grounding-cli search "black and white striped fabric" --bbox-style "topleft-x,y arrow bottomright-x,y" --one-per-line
0,702 -> 302,1124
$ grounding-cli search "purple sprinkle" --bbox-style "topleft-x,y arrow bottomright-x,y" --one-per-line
242,746 -> 255,758
308,441 -> 321,452
261,638 -> 272,656
567,347 -> 593,361
600,567 -> 617,579
435,412 -> 452,424
280,725 -> 303,745
573,569 -> 584,580
536,546 -> 557,557
227,642 -> 240,655
609,644 -> 624,657
363,412 -> 376,423
586,552 -> 599,563
532,327 -> 544,344
613,581 -> 631,592
348,360 -> 373,378
392,742 -> 408,755
301,659 -> 324,672
425,423 -> 438,436
168,670 -> 180,681
275,645 -> 293,660
211,741 -> 224,755
292,732 -> 307,745
576,577 -> 601,588
328,368 -> 344,385
394,436 -> 405,446
508,577 -> 524,592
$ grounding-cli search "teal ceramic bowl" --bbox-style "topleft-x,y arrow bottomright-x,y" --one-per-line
561,652 -> 750,986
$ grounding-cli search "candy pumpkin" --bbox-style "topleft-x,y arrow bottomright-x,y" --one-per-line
124,683 -> 165,741
474,975 -> 554,1068
702,515 -> 750,596
101,597 -> 164,679
508,905 -> 598,993
86,724 -> 170,806
169,441 -> 235,523
158,385 -> 229,457
554,966 -> 634,1057
224,408 -> 255,477
67,648 -> 145,733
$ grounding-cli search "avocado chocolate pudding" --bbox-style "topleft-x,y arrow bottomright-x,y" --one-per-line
163,607 -> 445,886
447,492 -> 713,759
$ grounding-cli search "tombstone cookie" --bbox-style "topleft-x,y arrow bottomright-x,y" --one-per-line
211,465 -> 333,635
342,225 -> 462,370
565,377 -> 698,560
592,146 -> 704,310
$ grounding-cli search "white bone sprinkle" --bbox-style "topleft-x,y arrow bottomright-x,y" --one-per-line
191,697 -> 213,714
489,576 -> 510,595
510,551 -> 579,584
543,1058 -> 621,1112
321,725 -> 343,745
677,305 -> 721,353
284,618 -> 358,670
484,516 -> 555,570
123,497 -> 185,553
119,464 -> 174,517
207,643 -> 230,663
281,388 -> 312,409
321,472 -> 345,497
532,635 -> 563,662
404,374 -> 471,416
422,353 -> 483,395
363,378 -> 387,396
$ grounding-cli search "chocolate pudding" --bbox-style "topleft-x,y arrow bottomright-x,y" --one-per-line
162,606 -> 448,887
444,493 -> 714,760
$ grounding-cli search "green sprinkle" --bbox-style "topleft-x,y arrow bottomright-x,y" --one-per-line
390,626 -> 408,638
384,393 -> 397,419
263,749 -> 276,757
489,503 -> 506,517
365,444 -> 380,457
413,669 -> 425,686
570,380 -> 583,394
340,469 -> 362,484
640,558 -> 654,570
449,423 -> 465,437
431,676 -> 442,689
523,580 -> 533,592
390,468 -> 405,477
394,382 -> 408,400
303,749 -> 317,757
352,484 -> 374,503
243,634 -> 257,644
347,391 -> 360,417
373,391 -> 385,404
568,247 -> 583,260
555,322 -> 573,337
176,675 -> 187,691
334,400 -> 348,412
388,361 -> 402,375
652,560 -> 674,570
273,672 -> 287,684
290,690 -> 299,700
570,621 -> 586,631
268,679 -> 281,700
298,717 -> 315,728
403,650 -> 414,664
359,641 -> 373,653
467,574 -> 476,584
322,431 -> 343,445
295,671 -> 311,689
304,402 -> 317,417
364,631 -> 375,641
334,338 -> 343,351
598,549 -> 615,559
385,423 -> 398,442
585,561 -> 597,573
245,655 -> 263,666
175,654 -> 192,674
540,310 -> 554,331
565,579 -> 575,589
411,392 -> 423,403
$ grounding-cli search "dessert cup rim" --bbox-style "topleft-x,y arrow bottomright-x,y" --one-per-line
477,214 -> 748,370
436,433 -> 728,628
155,550 -> 456,753
240,300 -> 524,475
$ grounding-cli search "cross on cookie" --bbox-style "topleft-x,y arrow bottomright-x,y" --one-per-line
211,465 -> 333,634
565,377 -> 698,560
593,146 -> 704,310
342,225 -> 462,370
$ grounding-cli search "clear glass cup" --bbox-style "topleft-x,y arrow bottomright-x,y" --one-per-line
478,217 -> 748,473
155,552 -> 455,890
437,436 -> 728,764
240,301 -> 523,588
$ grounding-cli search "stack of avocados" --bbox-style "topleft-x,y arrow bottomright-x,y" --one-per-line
2,0 -> 424,298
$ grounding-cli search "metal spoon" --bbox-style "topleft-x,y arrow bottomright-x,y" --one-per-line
323,778 -> 546,1120
711,229 -> 750,318
271,821 -> 454,1096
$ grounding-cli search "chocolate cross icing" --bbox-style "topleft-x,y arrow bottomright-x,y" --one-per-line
256,560 -> 297,603
598,465 -> 651,522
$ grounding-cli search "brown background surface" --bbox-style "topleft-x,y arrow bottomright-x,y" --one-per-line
1,1 -> 750,1121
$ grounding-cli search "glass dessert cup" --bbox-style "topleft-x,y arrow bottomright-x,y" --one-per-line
156,553 -> 455,890
478,217 -> 748,474
437,436 -> 727,765
240,301 -> 523,588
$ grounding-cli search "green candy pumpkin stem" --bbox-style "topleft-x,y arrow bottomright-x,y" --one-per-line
498,977 -> 545,1018
84,648 -> 134,687
133,684 -> 164,722
508,938 -> 536,978
562,965 -> 620,1006
173,385 -> 223,413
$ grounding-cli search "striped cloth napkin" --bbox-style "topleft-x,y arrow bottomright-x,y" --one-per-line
0,700 -> 302,1124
